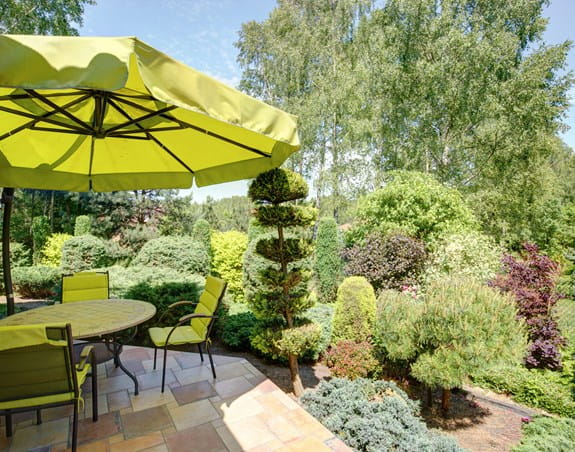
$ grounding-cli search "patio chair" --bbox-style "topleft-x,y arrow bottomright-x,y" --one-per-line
148,275 -> 227,392
61,271 -> 110,303
0,323 -> 98,452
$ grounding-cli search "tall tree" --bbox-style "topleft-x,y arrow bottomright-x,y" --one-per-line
236,0 -> 373,220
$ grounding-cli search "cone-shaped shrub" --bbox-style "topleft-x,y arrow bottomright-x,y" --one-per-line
331,276 -> 376,343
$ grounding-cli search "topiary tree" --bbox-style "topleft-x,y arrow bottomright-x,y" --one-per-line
247,168 -> 318,396
61,235 -> 110,273
349,171 -> 477,245
40,233 -> 73,267
211,230 -> 248,303
131,236 -> 210,276
31,215 -> 51,264
192,218 -> 212,258
343,233 -> 427,292
74,215 -> 91,236
374,278 -> 527,413
331,276 -> 377,344
314,217 -> 342,303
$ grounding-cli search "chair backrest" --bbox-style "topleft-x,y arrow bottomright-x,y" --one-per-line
62,271 -> 109,303
191,276 -> 227,339
0,324 -> 78,405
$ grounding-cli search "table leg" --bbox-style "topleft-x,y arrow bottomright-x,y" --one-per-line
112,341 -> 139,395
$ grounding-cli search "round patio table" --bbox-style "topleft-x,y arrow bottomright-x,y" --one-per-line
0,299 -> 156,394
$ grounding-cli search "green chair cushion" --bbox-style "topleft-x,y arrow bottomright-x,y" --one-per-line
149,326 -> 203,347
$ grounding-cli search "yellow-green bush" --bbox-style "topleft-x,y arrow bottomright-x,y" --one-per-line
40,233 -> 73,267
332,276 -> 376,343
211,230 -> 248,303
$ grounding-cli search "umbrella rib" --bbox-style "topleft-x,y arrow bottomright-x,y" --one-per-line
108,94 -> 272,159
0,93 -> 93,142
0,91 -> 88,101
25,89 -> 94,132
104,105 -> 178,134
107,98 -> 195,174
107,126 -> 184,136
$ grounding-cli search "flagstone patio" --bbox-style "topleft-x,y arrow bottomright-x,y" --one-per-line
0,346 -> 349,452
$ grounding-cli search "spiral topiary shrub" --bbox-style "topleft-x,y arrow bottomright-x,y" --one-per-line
132,235 -> 210,275
331,276 -> 376,344
301,378 -> 463,452
61,234 -> 110,273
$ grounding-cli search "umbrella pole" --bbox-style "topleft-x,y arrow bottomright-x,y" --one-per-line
2,187 -> 15,316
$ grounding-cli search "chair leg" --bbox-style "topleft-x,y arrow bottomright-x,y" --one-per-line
72,399 -> 79,452
36,409 -> 42,425
161,346 -> 168,393
91,352 -> 98,422
206,342 -> 216,379
153,347 -> 157,370
5,413 -> 12,437
197,343 -> 204,362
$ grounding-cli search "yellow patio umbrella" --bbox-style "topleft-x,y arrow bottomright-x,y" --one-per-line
0,34 -> 300,315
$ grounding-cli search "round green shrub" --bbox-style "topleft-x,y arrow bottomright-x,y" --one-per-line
220,311 -> 259,350
74,215 -> 91,236
325,340 -> 380,379
119,224 -> 158,255
331,276 -> 376,343
211,230 -> 248,303
40,233 -> 73,267
423,231 -> 502,285
349,171 -> 477,244
248,168 -> 308,204
301,378 -> 463,452
314,217 -> 342,304
132,235 -> 210,275
12,266 -> 60,299
61,234 -> 110,273
0,242 -> 32,268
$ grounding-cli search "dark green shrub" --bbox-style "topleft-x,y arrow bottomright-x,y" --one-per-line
12,266 -> 60,299
132,236 -> 210,275
125,280 -> 203,345
220,311 -> 259,350
314,217 -> 342,303
61,235 -> 110,273
74,215 -> 91,236
472,365 -> 575,417
343,233 -> 427,292
192,219 -> 211,255
325,340 -> 380,379
332,276 -> 376,343
301,378 -> 463,452
0,242 -> 32,290
513,416 -> 575,451
104,240 -> 131,266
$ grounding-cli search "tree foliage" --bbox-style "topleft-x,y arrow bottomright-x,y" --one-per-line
332,276 -> 376,344
211,230 -> 248,303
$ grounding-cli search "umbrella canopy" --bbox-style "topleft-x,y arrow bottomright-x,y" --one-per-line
0,34 -> 300,316
0,34 -> 299,191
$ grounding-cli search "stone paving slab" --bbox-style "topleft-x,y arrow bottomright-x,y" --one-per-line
0,346 -> 350,451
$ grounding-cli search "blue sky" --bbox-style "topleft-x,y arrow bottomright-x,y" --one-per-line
80,0 -> 574,201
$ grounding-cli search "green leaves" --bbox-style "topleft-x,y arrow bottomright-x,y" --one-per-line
254,204 -> 317,228
255,237 -> 312,263
248,169 -> 308,204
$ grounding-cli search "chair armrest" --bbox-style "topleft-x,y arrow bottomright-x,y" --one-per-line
76,345 -> 93,371
177,313 -> 217,325
168,301 -> 198,310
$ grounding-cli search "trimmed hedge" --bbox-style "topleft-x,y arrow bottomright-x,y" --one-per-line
61,234 -> 110,273
12,266 -> 60,299
132,235 -> 210,275
332,276 -> 376,343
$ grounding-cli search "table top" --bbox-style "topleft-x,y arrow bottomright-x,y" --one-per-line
0,299 -> 156,339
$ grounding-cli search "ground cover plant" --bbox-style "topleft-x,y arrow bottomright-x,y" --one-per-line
512,416 -> 575,451
301,378 -> 463,451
